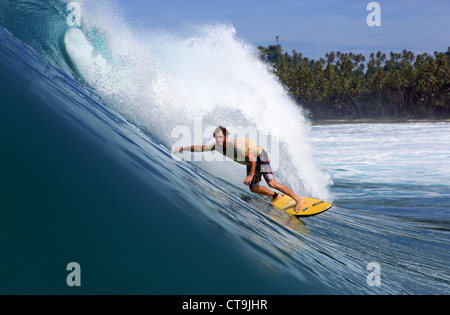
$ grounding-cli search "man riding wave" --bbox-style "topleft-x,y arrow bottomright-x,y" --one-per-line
173,126 -> 305,212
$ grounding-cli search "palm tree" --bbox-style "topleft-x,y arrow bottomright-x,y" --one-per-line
257,43 -> 450,119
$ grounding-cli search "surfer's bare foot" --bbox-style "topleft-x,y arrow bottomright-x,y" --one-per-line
294,197 -> 306,212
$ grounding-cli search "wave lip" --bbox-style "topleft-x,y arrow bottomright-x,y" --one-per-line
60,0 -> 331,200
0,0 -> 331,199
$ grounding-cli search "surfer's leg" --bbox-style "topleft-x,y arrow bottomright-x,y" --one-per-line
247,160 -> 280,201
249,185 -> 282,201
267,180 -> 305,211
258,150 -> 305,210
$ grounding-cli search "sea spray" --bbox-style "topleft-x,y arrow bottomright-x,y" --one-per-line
62,0 -> 332,199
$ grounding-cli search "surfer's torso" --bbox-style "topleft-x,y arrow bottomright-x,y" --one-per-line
206,138 -> 263,166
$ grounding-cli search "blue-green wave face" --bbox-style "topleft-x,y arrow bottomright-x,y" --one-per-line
1,0 -> 449,295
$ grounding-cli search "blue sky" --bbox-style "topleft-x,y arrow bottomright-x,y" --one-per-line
114,0 -> 449,60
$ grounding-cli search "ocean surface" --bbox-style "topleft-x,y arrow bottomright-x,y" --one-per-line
1,0 -> 449,295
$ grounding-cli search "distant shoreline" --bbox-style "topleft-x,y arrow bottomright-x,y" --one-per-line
311,117 -> 450,125
258,45 -> 450,120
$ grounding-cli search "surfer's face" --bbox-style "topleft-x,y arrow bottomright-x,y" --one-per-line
215,131 -> 225,147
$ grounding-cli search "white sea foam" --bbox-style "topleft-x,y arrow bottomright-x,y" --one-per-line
312,123 -> 450,188
63,0 -> 332,199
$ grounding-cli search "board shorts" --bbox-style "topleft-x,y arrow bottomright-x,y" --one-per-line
246,149 -> 275,188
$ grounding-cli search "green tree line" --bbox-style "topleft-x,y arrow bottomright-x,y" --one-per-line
257,44 -> 450,119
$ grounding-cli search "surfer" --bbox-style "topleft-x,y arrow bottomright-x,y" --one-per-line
173,126 -> 305,211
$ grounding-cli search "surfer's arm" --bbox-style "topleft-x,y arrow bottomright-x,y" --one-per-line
173,145 -> 212,153
246,148 -> 257,176
244,160 -> 257,186
243,147 -> 257,186
248,160 -> 256,176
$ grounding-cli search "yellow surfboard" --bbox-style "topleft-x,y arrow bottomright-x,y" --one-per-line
272,195 -> 333,217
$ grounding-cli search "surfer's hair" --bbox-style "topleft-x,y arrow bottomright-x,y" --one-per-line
213,126 -> 229,138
